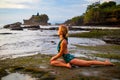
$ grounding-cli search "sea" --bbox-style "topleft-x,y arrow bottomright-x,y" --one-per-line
0,25 -> 107,59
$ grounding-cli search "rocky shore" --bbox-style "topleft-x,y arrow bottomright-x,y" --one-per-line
0,54 -> 120,80
69,29 -> 120,45
3,22 -> 23,30
103,36 -> 120,45
2,22 -> 120,45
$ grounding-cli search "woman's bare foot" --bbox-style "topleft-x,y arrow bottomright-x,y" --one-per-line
66,63 -> 71,68
105,60 -> 114,66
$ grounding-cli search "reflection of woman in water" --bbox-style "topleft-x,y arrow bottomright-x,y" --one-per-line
50,25 -> 114,68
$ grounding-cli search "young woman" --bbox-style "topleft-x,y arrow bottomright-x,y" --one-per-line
50,25 -> 114,68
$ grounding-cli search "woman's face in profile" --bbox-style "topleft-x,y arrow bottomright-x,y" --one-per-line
58,27 -> 62,35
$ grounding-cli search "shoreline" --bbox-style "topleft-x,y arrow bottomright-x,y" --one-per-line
1,25 -> 120,31
0,27 -> 120,80
69,29 -> 120,45
0,54 -> 120,80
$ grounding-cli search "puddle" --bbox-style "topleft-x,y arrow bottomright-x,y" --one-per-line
80,71 -> 99,76
1,72 -> 36,80
39,65 -> 48,69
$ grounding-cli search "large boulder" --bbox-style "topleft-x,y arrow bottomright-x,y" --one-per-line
103,36 -> 120,45
3,24 -> 10,28
3,22 -> 23,30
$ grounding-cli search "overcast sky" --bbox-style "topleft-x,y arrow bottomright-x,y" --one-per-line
0,0 -> 119,25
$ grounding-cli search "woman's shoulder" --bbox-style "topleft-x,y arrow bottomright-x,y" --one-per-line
61,39 -> 67,44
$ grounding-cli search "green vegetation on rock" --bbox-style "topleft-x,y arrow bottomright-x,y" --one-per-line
93,53 -> 120,60
0,54 -> 120,80
64,1 -> 120,26
69,29 -> 120,38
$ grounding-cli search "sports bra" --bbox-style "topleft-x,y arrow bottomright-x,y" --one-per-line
57,39 -> 75,63
57,39 -> 64,52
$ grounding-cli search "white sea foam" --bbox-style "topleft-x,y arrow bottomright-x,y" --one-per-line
0,26 -> 106,59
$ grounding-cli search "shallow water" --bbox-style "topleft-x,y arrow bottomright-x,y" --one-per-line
0,27 -> 106,59
1,72 -> 36,80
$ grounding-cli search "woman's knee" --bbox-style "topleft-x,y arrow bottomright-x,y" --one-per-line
50,61 -> 57,65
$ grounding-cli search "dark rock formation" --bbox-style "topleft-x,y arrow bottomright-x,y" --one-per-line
23,13 -> 49,25
0,33 -> 12,35
103,36 -> 120,45
3,24 -> 10,28
3,22 -> 23,30
23,25 -> 40,30
23,25 -> 40,28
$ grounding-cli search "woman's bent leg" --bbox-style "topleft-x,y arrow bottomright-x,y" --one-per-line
70,58 -> 113,67
50,60 -> 71,68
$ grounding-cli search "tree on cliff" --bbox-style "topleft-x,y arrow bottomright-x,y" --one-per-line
84,1 -> 119,25
64,15 -> 84,26
64,1 -> 120,26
